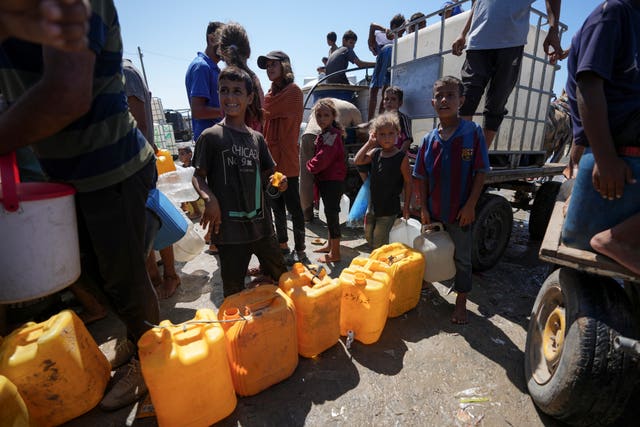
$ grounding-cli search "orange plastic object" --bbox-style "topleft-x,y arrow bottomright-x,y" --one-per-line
0,375 -> 30,427
156,148 -> 176,175
279,263 -> 342,357
339,258 -> 392,344
271,171 -> 284,187
0,310 -> 110,426
370,243 -> 425,318
218,285 -> 298,396
138,309 -> 236,427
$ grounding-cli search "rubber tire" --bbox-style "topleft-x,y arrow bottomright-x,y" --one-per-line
525,268 -> 639,426
471,193 -> 513,271
529,181 -> 562,241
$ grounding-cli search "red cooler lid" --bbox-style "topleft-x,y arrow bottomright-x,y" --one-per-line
1,152 -> 76,212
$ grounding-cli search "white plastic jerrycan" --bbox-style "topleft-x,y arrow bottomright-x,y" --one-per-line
413,222 -> 456,283
319,193 -> 350,225
388,218 -> 422,247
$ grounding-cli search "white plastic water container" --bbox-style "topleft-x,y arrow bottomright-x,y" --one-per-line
171,207 -> 206,262
388,218 -> 422,247
413,223 -> 456,283
156,166 -> 199,203
319,194 -> 350,225
173,222 -> 206,262
0,153 -> 80,303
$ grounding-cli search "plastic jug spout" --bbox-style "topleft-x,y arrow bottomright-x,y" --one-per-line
222,307 -> 241,321
292,263 -> 305,274
354,272 -> 367,286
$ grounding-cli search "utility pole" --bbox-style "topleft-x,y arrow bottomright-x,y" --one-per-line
137,46 -> 149,88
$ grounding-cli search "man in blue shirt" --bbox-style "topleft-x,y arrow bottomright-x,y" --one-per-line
185,21 -> 224,141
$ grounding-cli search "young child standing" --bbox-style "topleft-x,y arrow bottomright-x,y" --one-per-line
193,66 -> 287,297
382,86 -> 413,152
355,113 -> 412,249
413,76 -> 490,325
306,98 -> 346,263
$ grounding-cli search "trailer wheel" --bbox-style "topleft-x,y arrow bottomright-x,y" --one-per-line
529,181 -> 562,241
471,194 -> 513,271
525,268 -> 639,426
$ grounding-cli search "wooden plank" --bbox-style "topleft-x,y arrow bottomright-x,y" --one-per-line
539,201 -> 565,257
538,201 -> 640,282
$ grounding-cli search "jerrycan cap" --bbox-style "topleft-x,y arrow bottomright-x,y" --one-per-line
354,272 -> 367,286
292,262 -> 306,274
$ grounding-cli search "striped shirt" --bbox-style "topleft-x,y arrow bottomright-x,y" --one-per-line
413,120 -> 489,224
0,0 -> 153,192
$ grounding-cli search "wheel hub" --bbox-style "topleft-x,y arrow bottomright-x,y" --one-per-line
542,306 -> 565,366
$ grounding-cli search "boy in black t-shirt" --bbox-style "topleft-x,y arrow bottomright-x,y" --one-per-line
193,66 -> 287,297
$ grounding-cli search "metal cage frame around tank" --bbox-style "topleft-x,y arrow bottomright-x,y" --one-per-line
389,0 -> 568,165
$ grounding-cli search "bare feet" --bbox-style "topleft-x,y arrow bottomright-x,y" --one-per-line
156,275 -> 181,299
313,245 -> 331,254
591,228 -> 640,275
317,253 -> 341,263
451,292 -> 469,325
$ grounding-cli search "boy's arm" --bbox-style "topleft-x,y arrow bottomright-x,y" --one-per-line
452,1 -> 474,56
577,71 -> 635,200
543,0 -> 563,64
457,171 -> 485,227
354,56 -> 376,69
0,0 -> 90,50
0,46 -> 94,155
419,175 -> 431,225
400,155 -> 412,219
354,134 -> 377,165
194,169 -> 222,235
368,23 -> 386,55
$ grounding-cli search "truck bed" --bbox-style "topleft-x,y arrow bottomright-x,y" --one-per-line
485,163 -> 565,184
539,201 -> 640,283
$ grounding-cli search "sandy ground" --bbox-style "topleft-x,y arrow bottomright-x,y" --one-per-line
9,204 -> 633,426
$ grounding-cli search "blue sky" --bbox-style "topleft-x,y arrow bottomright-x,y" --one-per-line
114,0 -> 602,110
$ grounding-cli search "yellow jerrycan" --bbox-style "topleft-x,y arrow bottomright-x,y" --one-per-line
138,309 -> 237,427
370,242 -> 425,318
218,285 -> 298,396
339,258 -> 392,344
413,222 -> 456,283
0,374 -> 30,427
0,310 -> 110,427
156,148 -> 176,175
279,263 -> 342,358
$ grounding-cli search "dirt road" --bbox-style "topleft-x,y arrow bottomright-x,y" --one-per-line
62,210 -> 636,426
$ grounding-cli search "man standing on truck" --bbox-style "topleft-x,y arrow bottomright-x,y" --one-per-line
185,21 -> 224,142
324,30 -> 375,85
451,0 -> 563,148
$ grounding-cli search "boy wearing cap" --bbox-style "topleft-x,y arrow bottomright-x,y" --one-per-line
258,50 -> 309,265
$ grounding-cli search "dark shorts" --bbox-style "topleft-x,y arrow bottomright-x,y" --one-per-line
459,46 -> 524,131
217,234 -> 288,297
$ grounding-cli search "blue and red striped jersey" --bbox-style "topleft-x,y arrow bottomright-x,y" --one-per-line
413,119 -> 489,224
